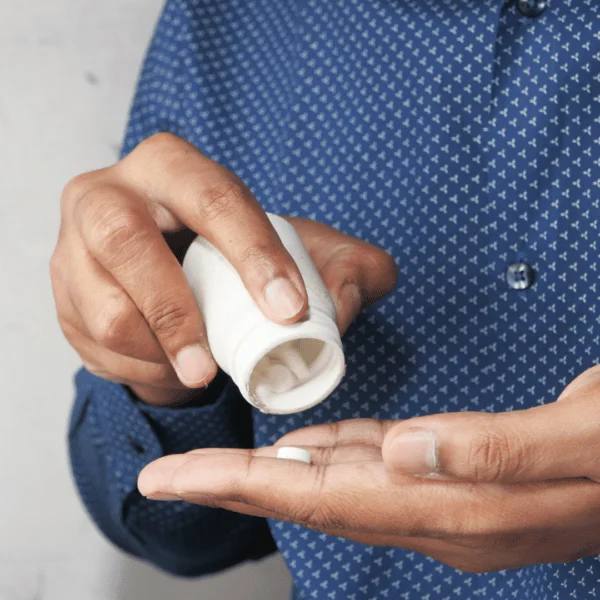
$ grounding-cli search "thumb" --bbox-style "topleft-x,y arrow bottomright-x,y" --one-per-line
320,246 -> 398,335
284,217 -> 397,334
381,396 -> 600,483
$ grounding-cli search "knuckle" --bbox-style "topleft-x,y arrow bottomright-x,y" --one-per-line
92,298 -> 132,348
132,132 -> 183,164
130,133 -> 195,175
198,179 -> 249,222
330,248 -> 362,288
61,173 -> 94,213
145,299 -> 189,339
335,242 -> 362,267
466,426 -> 519,482
238,240 -> 282,270
89,205 -> 146,261
143,131 -> 181,152
96,213 -> 138,254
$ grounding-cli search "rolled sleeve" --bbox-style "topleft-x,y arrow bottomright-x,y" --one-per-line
68,368 -> 276,577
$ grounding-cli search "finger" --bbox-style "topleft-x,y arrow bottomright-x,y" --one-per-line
275,419 -> 398,448
139,450 -> 600,538
50,248 -> 89,339
135,459 -> 276,515
289,218 -> 398,333
138,456 -> 600,573
74,184 -> 218,388
117,133 -> 309,324
52,201 -> 164,363
68,240 -> 165,362
322,246 -> 397,334
381,398 -> 600,482
54,256 -> 195,403
138,452 -> 444,536
148,453 -> 600,544
557,365 -> 600,401
70,326 -> 185,389
185,444 -> 382,465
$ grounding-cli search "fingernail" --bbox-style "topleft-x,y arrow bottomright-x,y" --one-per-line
264,277 -> 304,320
387,429 -> 439,476
145,492 -> 181,501
175,345 -> 214,386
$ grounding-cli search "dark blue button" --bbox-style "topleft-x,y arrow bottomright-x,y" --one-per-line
506,262 -> 535,290
127,435 -> 146,455
517,0 -> 546,17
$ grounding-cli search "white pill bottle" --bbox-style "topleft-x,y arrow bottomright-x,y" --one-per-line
182,213 -> 346,414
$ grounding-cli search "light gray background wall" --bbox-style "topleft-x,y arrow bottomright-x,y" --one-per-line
0,1 -> 291,598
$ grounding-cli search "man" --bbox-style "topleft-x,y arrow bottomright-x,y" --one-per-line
51,0 -> 600,598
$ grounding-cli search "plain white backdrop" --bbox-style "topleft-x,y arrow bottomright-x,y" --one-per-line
0,1 -> 291,598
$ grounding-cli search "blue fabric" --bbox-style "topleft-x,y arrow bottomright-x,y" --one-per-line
68,0 -> 600,597
69,368 -> 276,576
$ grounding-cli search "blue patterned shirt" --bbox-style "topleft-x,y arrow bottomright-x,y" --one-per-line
69,0 -> 600,598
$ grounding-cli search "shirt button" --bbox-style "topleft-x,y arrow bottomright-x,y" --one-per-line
506,262 -> 535,290
516,0 -> 547,17
127,435 -> 146,455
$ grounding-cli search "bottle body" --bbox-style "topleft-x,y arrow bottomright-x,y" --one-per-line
182,213 -> 345,414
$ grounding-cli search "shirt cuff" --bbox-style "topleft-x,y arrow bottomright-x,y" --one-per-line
73,368 -> 253,495
70,368 -> 270,575
135,372 -> 255,455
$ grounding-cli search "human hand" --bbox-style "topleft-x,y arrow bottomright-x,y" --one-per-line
137,365 -> 600,571
51,133 -> 396,406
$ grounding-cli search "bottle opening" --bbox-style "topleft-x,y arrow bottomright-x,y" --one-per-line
249,338 -> 345,414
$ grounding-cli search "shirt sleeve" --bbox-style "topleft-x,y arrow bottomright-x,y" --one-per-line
68,367 -> 277,577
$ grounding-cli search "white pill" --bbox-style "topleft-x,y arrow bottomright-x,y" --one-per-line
265,362 -> 297,392
253,382 -> 274,403
276,446 -> 312,464
279,346 -> 311,381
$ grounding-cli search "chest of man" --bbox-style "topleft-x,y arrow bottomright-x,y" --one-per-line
140,1 -> 600,596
